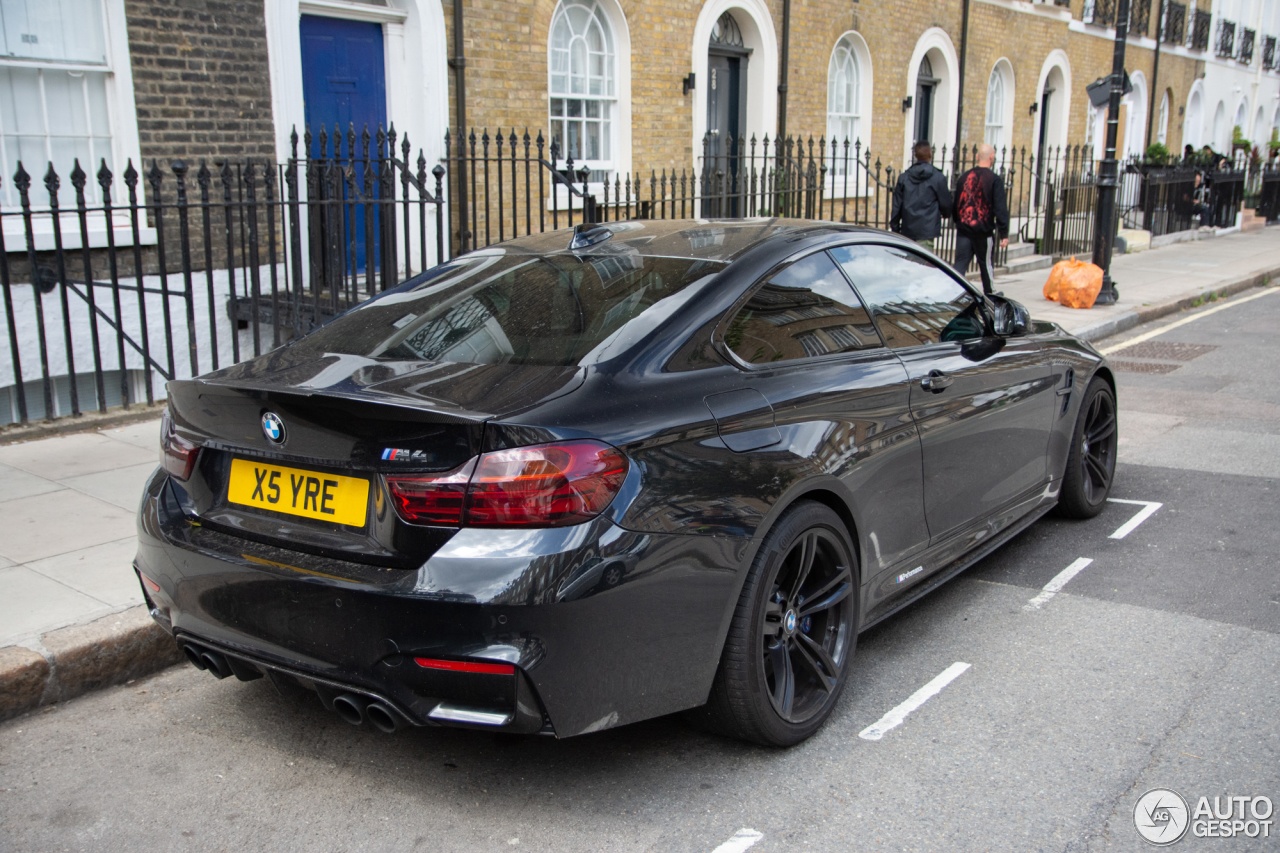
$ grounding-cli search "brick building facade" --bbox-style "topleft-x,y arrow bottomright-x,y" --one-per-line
1,0 -> 1276,263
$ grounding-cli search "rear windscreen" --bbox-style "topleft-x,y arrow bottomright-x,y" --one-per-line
288,250 -> 725,367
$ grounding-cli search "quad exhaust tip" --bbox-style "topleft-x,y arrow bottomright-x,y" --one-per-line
181,640 -> 404,733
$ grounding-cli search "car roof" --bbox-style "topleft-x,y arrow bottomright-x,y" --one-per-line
467,218 -> 890,264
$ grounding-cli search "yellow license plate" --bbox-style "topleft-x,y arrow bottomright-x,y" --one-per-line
227,458 -> 369,527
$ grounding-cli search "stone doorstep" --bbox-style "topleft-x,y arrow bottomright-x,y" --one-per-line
0,605 -> 183,722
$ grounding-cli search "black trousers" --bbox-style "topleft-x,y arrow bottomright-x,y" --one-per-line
954,232 -> 996,295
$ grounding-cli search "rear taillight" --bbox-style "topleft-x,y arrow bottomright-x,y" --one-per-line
386,440 -> 628,529
385,458 -> 475,525
466,442 -> 628,527
159,409 -> 199,481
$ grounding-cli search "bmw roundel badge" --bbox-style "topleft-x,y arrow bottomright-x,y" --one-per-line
261,412 -> 286,444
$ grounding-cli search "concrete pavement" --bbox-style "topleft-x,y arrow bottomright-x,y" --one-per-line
0,224 -> 1277,721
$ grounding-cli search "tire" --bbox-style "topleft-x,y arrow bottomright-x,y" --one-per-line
695,501 -> 859,747
1055,375 -> 1118,519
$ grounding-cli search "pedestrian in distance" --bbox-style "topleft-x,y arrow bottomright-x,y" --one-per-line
951,143 -> 1010,296
890,141 -> 953,253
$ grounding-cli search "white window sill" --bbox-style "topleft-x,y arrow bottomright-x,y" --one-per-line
2,213 -> 157,252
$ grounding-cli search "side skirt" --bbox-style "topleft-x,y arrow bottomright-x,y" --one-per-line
859,499 -> 1057,633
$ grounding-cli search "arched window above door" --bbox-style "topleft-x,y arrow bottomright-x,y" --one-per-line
710,12 -> 744,47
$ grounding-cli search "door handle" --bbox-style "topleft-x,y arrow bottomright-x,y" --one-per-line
921,370 -> 953,393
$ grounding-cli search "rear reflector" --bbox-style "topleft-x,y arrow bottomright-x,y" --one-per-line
159,409 -> 199,481
414,657 -> 516,676
138,572 -> 161,593
386,440 -> 627,529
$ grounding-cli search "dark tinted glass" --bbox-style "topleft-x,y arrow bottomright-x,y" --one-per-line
830,244 -> 983,347
723,251 -> 881,365
288,251 -> 724,367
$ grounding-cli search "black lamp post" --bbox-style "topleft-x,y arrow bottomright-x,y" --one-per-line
1091,0 -> 1132,306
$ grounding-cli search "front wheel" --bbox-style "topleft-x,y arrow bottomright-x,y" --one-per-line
1056,375 -> 1118,518
696,502 -> 858,746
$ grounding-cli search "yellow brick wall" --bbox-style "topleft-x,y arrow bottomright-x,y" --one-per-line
443,0 -> 1206,173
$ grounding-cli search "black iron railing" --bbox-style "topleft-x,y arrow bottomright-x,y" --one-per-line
1240,28 -> 1256,63
1,125 -> 1254,427
1130,0 -> 1152,36
1217,19 -> 1237,58
1191,9 -> 1213,49
1084,0 -> 1117,26
0,124 -> 445,425
1136,167 -> 1201,235
1165,2 -> 1187,43
1207,168 -> 1246,226
1258,166 -> 1280,222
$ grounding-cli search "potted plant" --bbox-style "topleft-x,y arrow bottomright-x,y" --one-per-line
1144,142 -> 1170,167
1232,124 -> 1250,157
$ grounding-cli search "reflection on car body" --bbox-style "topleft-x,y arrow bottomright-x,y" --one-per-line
136,219 -> 1117,745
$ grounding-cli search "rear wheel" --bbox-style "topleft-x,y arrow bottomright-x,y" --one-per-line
1056,376 -> 1118,518
697,502 -> 858,746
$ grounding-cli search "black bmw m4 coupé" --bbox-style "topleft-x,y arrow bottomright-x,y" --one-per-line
136,219 -> 1117,746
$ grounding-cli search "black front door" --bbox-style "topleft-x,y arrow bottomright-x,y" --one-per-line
914,57 -> 937,144
705,53 -> 744,216
1038,88 -> 1054,165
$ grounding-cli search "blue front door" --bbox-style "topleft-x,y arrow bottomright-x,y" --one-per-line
300,15 -> 387,274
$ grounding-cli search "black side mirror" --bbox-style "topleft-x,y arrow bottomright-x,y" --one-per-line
990,296 -> 1031,337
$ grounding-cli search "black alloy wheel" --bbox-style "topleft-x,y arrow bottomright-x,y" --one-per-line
696,502 -> 858,746
1056,376 -> 1118,518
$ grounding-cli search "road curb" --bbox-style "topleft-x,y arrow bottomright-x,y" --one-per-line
1068,265 -> 1280,343
0,606 -> 182,722
0,403 -> 166,446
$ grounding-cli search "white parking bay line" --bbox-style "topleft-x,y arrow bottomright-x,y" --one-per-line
1024,557 -> 1094,611
1105,498 -> 1163,540
710,828 -> 763,853
858,662 -> 971,741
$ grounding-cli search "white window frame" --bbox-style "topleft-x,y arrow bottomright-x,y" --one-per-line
984,60 -> 1015,152
548,0 -> 618,180
1158,90 -> 1170,144
826,36 -> 861,155
823,31 -> 873,196
0,0 -> 151,250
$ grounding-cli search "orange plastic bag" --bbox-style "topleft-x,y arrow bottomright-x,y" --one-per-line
1043,258 -> 1104,309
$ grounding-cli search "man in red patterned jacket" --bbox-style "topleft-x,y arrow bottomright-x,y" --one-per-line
951,143 -> 1010,295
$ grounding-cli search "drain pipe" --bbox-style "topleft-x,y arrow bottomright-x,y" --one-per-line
777,0 -> 791,144
1146,0 -> 1165,149
955,0 -> 971,168
449,0 -> 470,251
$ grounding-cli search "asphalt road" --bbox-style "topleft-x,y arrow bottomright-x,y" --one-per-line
3,287 -> 1278,853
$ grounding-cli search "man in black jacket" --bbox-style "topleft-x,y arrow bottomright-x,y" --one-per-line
890,141 -> 953,252
952,143 -> 1010,295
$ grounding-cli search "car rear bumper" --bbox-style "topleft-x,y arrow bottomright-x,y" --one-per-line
135,469 -> 750,737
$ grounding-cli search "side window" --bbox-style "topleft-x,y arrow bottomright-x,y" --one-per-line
830,244 -> 984,347
723,251 -> 882,365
